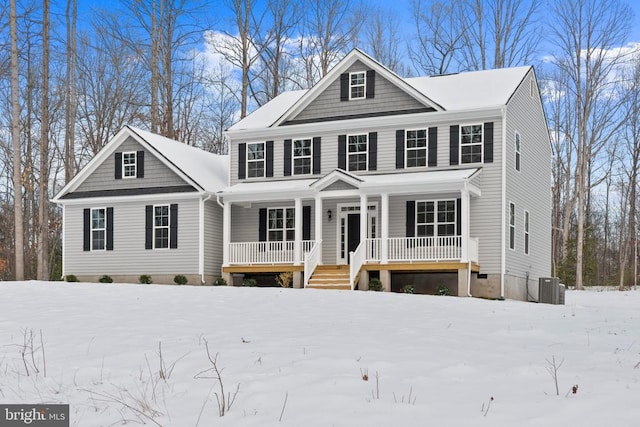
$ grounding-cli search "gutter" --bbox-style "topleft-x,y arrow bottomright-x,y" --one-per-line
199,193 -> 213,284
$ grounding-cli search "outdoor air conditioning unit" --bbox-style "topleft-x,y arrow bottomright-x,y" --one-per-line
539,277 -> 564,305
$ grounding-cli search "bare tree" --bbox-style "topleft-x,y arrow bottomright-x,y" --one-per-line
361,6 -> 406,75
64,0 -> 77,184
37,0 -> 50,280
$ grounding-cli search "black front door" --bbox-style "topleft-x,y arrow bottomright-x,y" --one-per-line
347,213 -> 360,262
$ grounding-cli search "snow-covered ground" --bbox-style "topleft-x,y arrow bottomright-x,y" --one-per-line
0,281 -> 638,426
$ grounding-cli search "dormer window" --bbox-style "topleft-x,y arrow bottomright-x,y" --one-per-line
349,72 -> 366,99
123,152 -> 137,178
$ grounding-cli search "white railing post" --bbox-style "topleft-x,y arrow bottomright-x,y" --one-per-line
303,240 -> 322,287
294,198 -> 302,265
349,242 -> 366,290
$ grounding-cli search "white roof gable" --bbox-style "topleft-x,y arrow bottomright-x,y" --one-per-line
227,90 -> 307,131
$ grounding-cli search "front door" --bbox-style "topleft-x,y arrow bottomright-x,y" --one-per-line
347,214 -> 360,262
337,203 -> 378,264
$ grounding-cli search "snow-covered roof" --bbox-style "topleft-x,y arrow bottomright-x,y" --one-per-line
405,66 -> 531,110
127,127 -> 228,193
227,90 -> 307,131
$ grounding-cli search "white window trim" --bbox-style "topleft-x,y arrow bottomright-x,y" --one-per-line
91,207 -> 107,251
509,201 -> 516,251
153,204 -> 170,250
267,207 -> 295,242
292,138 -> 313,176
524,210 -> 530,255
459,123 -> 484,164
405,128 -> 428,168
122,151 -> 137,179
415,199 -> 457,237
515,131 -> 521,172
246,142 -> 266,178
347,133 -> 368,172
349,71 -> 366,100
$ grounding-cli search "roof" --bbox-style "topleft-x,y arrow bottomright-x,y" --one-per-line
226,49 -> 531,131
53,126 -> 229,202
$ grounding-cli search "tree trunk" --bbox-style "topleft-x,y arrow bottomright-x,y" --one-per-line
64,0 -> 77,185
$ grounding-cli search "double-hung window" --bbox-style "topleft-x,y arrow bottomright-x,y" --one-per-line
154,205 -> 170,249
123,152 -> 137,178
268,208 -> 295,241
293,139 -> 312,175
350,72 -> 366,99
515,132 -> 521,171
348,134 -> 368,171
406,129 -> 427,167
524,210 -> 530,254
91,208 -> 106,250
416,200 -> 456,237
509,202 -> 516,250
460,124 -> 483,164
247,142 -> 265,178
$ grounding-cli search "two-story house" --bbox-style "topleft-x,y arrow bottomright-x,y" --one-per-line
219,49 -> 551,300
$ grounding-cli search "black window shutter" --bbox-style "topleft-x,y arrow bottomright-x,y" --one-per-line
258,208 -> 267,241
303,206 -> 311,240
266,140 -> 274,177
396,130 -> 405,169
83,208 -> 91,251
106,207 -> 114,251
313,137 -> 321,174
136,151 -> 145,178
284,139 -> 292,176
450,125 -> 459,165
428,127 -> 438,167
340,73 -> 349,101
238,143 -> 246,179
456,198 -> 462,236
366,70 -> 375,99
484,122 -> 494,163
406,201 -> 416,237
115,153 -> 122,179
338,135 -> 347,170
145,205 -> 153,250
170,204 -> 178,249
368,132 -> 377,171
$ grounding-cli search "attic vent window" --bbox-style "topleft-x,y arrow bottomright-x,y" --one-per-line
350,72 -> 366,99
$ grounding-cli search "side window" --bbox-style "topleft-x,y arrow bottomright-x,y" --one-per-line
91,208 -> 106,250
509,202 -> 516,250
524,210 -> 530,255
515,132 -> 521,172
154,205 -> 170,249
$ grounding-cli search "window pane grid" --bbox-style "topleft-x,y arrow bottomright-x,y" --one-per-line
123,152 -> 136,177
460,124 -> 483,164
416,200 -> 456,237
268,208 -> 295,241
406,129 -> 427,167
91,208 -> 106,250
350,72 -> 365,99
154,205 -> 170,249
348,134 -> 368,171
293,139 -> 312,175
247,143 -> 265,178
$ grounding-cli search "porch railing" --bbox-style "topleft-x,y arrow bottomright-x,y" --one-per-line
303,240 -> 322,287
228,240 -> 315,265
349,241 -> 367,290
364,236 -> 478,263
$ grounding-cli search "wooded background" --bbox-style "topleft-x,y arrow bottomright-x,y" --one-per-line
1,0 -> 638,289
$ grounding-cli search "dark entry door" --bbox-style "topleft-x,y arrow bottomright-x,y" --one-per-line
347,213 -> 360,262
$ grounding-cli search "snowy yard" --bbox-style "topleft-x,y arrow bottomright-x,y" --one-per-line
0,281 -> 639,426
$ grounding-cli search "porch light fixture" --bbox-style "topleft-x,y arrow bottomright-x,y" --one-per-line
327,209 -> 332,221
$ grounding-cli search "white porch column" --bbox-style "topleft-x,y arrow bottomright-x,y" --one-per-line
381,193 -> 389,264
360,194 -> 368,245
315,196 -> 323,245
223,201 -> 231,265
294,197 -> 303,265
461,186 -> 470,262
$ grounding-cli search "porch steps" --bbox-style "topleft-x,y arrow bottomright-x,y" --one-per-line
306,265 -> 352,290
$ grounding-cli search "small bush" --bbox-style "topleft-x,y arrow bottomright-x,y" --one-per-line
402,284 -> 415,294
99,275 -> 113,283
139,274 -> 153,284
368,278 -> 383,291
276,271 -> 293,288
65,274 -> 78,282
174,274 -> 188,285
213,277 -> 227,286
242,278 -> 257,287
436,285 -> 450,296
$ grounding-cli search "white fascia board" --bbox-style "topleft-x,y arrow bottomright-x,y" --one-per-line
53,190 -> 206,206
226,107 -> 504,142
220,188 -> 314,203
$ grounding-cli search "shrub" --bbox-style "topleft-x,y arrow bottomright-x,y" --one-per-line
402,284 -> 415,294
213,277 -> 227,286
174,274 -> 188,285
99,275 -> 113,283
65,274 -> 78,282
436,285 -> 450,296
276,271 -> 293,288
139,274 -> 153,284
242,278 -> 257,287
368,278 -> 383,291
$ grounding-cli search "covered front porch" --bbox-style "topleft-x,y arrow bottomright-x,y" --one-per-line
218,168 -> 482,292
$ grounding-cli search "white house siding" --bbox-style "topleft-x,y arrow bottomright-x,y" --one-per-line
291,61 -> 427,124
503,69 -> 552,301
77,136 -> 187,193
204,200 -> 223,280
64,196 -> 201,283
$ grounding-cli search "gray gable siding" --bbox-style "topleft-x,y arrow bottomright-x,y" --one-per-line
64,196 -> 201,277
289,61 -> 428,124
503,69 -> 552,287
321,180 -> 358,191
77,136 -> 189,193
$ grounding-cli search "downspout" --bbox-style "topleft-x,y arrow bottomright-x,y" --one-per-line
199,193 -> 213,284
61,203 -> 66,279
464,179 -> 472,297
500,106 -> 507,299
